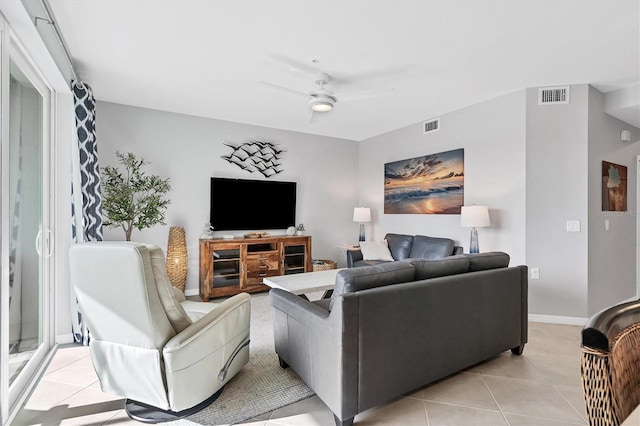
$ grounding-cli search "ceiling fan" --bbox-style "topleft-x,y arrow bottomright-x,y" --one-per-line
258,71 -> 394,120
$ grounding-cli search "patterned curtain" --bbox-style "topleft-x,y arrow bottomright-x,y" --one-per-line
70,80 -> 103,345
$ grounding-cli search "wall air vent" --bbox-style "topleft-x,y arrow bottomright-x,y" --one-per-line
423,118 -> 440,134
538,86 -> 570,105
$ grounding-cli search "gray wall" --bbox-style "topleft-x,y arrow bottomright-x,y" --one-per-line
51,85 -> 640,339
587,86 -> 639,315
525,85 -> 590,318
96,101 -> 360,295
360,85 -> 639,321
358,90 -> 527,266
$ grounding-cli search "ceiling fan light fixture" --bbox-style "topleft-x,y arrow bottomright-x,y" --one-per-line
309,96 -> 335,112
311,102 -> 332,112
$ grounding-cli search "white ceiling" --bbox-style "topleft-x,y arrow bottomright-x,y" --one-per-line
49,0 -> 639,141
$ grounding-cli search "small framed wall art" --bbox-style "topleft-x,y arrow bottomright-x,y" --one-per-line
602,161 -> 627,211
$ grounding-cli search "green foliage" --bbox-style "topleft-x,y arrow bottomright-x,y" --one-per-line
101,152 -> 171,241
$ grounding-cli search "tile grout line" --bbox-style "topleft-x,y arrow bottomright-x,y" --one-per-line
549,382 -> 589,424
418,398 -> 504,414
44,353 -> 92,377
498,410 -> 587,425
521,349 -> 588,424
34,353 -> 110,416
486,339 -> 580,420
478,373 -> 510,426
21,382 -> 85,418
422,399 -> 430,426
480,373 -> 587,425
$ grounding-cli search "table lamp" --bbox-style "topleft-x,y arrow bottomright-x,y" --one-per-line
460,205 -> 490,254
353,207 -> 371,242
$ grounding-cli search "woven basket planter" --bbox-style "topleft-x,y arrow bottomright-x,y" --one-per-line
166,226 -> 188,292
312,259 -> 337,272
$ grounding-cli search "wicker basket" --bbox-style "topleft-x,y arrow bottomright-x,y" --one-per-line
581,322 -> 640,426
312,259 -> 337,272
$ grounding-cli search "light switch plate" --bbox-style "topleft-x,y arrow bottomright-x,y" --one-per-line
566,220 -> 580,232
531,268 -> 540,279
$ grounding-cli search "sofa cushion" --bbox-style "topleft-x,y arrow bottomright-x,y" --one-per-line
385,233 -> 414,260
359,240 -> 394,262
408,256 -> 470,280
465,251 -> 510,271
408,235 -> 455,259
329,262 -> 415,311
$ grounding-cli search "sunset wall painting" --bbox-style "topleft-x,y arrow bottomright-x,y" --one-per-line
602,161 -> 627,211
384,148 -> 464,214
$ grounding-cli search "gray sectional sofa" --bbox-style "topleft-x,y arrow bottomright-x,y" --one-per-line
270,252 -> 528,426
347,233 -> 464,268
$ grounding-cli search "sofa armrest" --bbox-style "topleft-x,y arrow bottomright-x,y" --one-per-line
269,288 -> 330,324
269,289 -> 348,419
346,249 -> 363,268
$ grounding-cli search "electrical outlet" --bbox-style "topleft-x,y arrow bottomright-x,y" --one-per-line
531,268 -> 540,279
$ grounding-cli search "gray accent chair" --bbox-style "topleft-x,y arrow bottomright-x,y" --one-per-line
347,233 -> 463,267
69,242 -> 251,422
270,252 -> 528,426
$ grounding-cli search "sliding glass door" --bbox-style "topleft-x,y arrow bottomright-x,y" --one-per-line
1,23 -> 54,424
7,54 -> 47,384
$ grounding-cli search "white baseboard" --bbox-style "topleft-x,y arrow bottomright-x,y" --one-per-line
56,333 -> 75,344
184,288 -> 199,297
528,314 -> 588,326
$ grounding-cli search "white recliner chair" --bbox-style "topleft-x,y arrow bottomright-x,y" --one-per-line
69,241 -> 251,423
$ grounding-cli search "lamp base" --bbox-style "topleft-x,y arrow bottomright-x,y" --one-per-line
469,227 -> 479,254
358,223 -> 365,242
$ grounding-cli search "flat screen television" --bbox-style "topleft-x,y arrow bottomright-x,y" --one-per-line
210,177 -> 297,231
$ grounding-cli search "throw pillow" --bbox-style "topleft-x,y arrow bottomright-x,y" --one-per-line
359,240 -> 395,261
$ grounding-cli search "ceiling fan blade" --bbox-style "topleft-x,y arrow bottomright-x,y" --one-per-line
334,88 -> 395,103
265,53 -> 321,77
309,110 -> 318,124
258,81 -> 308,98
336,65 -> 419,85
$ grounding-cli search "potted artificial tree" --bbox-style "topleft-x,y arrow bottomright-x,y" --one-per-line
101,151 -> 171,241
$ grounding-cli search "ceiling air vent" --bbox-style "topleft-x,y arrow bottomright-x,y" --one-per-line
423,118 -> 440,134
538,86 -> 570,105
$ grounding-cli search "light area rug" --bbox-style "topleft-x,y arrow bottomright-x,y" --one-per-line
172,292 -> 315,426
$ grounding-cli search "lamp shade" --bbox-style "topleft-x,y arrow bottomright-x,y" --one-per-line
166,226 -> 188,292
353,207 -> 371,223
460,205 -> 490,228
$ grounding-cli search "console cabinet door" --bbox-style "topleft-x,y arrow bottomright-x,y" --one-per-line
282,237 -> 312,275
200,241 -> 243,300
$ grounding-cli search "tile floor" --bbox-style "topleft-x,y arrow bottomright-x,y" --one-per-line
12,321 -> 596,426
